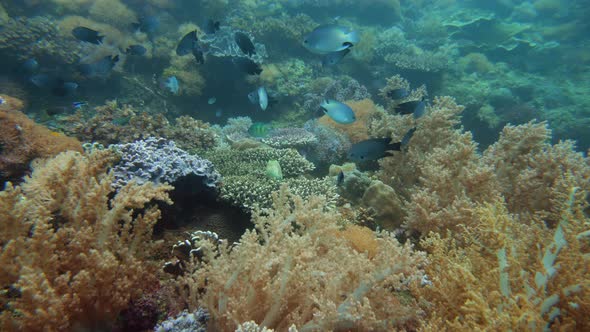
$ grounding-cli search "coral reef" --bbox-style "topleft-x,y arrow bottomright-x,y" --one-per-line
110,137 -> 221,190
301,120 -> 351,166
302,76 -> 371,115
163,116 -> 219,151
162,55 -> 206,96
174,186 -> 427,331
0,150 -> 172,331
0,95 -> 83,183
0,16 -> 85,65
260,127 -> 317,149
318,98 -> 381,143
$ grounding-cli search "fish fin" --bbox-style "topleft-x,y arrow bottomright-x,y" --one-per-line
387,141 -> 402,152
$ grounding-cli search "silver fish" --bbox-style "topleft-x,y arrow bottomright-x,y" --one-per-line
303,24 -> 360,55
320,99 -> 356,124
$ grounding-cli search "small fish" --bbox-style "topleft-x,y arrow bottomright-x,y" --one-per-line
215,109 -> 223,117
208,97 -> 217,105
176,30 -> 198,56
72,27 -> 103,44
0,96 -> 5,105
336,170 -> 344,186
412,99 -> 427,119
79,55 -> 119,77
29,73 -> 51,87
22,58 -> 39,73
257,87 -> 268,110
303,24 -> 360,55
395,98 -> 427,119
387,88 -> 409,100
401,127 -> 416,146
204,19 -> 220,34
321,48 -> 350,67
348,128 -> 416,161
320,99 -> 356,124
51,80 -> 78,97
192,44 -> 205,64
164,76 -> 179,95
126,44 -> 147,56
234,31 -> 256,56
248,122 -> 272,138
233,57 -> 262,75
132,16 -> 159,34
72,101 -> 87,109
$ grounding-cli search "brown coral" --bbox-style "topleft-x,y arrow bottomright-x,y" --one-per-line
176,186 -> 427,331
0,95 -> 82,183
0,150 -> 172,331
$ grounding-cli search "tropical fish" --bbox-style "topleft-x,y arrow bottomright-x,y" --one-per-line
395,98 -> 427,119
233,57 -> 262,75
22,58 -> 39,73
126,44 -> 147,56
132,16 -> 159,34
248,87 -> 268,110
248,122 -> 272,138
322,48 -> 350,67
320,99 -> 356,124
234,32 -> 256,56
205,19 -> 220,34
176,30 -> 204,64
164,76 -> 179,95
215,109 -> 223,117
387,88 -> 409,99
265,160 -> 283,180
29,75 -> 77,97
72,101 -> 87,109
72,27 -> 103,44
79,55 -> 119,77
347,128 -> 416,161
336,170 -> 344,186
51,79 -> 78,97
208,97 -> 217,105
177,31 -> 198,56
303,24 -> 360,55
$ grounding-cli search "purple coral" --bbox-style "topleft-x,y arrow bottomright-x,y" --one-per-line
110,137 -> 221,189
303,120 -> 352,165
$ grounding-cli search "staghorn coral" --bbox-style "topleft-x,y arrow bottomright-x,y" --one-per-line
175,186 -> 427,331
0,95 -> 83,183
0,150 -> 172,331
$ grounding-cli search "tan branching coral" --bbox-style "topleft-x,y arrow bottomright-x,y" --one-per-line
0,150 -> 172,331
176,186 -> 427,331
483,121 -> 590,225
416,184 -> 590,331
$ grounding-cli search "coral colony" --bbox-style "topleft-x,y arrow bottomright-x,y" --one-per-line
1,1 -> 589,331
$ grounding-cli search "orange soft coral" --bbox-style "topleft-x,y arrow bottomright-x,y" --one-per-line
0,94 -> 82,183
0,150 -> 172,331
